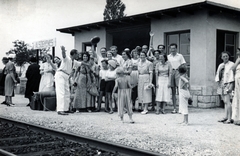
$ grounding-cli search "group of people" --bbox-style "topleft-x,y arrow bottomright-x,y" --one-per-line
215,48 -> 240,126
0,43 -> 193,125
49,43 -> 191,124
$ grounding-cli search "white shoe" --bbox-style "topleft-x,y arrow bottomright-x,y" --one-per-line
141,110 -> 148,115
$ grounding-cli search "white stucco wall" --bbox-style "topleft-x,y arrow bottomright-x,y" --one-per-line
151,10 -> 208,88
151,10 -> 240,89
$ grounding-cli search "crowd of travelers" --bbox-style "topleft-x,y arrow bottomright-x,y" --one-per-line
0,42 -> 240,126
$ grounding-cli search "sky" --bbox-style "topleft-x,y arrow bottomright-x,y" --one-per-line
0,0 -> 240,69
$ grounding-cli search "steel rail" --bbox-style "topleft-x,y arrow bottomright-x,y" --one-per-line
0,116 -> 165,156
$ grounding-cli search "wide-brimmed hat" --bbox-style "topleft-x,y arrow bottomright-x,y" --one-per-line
108,60 -> 117,68
8,54 -> 16,58
2,57 -> 8,61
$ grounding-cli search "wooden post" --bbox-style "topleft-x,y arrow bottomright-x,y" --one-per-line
52,47 -> 55,63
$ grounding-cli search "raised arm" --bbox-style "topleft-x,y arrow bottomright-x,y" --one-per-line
61,46 -> 66,58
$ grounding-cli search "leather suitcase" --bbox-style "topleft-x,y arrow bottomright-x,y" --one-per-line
30,95 -> 43,110
43,97 -> 56,111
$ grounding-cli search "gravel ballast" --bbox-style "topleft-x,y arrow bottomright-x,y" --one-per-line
0,95 -> 239,156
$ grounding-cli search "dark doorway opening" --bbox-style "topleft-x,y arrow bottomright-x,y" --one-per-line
216,30 -> 238,70
107,25 -> 151,54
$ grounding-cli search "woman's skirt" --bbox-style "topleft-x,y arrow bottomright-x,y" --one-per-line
73,74 -> 92,109
155,76 -> 170,102
5,74 -> 14,96
179,89 -> 190,115
118,88 -> 133,117
130,70 -> 138,86
138,74 -> 152,103
39,73 -> 54,92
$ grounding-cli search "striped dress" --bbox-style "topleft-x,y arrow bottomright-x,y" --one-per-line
116,76 -> 133,118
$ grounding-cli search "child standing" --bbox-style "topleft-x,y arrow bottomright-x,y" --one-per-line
112,67 -> 134,123
178,65 -> 191,125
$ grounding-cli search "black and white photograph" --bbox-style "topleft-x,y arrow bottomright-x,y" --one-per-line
0,0 -> 240,155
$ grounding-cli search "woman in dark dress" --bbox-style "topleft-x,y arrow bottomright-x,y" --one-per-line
25,57 -> 41,106
0,57 -> 9,104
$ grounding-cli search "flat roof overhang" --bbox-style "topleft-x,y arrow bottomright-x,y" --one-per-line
56,1 -> 240,36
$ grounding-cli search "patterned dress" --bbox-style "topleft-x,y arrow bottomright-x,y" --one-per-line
73,65 -> 95,109
155,62 -> 172,102
116,77 -> 133,117
138,60 -> 153,103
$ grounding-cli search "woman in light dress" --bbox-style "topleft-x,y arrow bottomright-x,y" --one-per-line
39,54 -> 56,92
155,54 -> 172,114
231,48 -> 240,125
4,54 -> 18,106
138,51 -> 153,114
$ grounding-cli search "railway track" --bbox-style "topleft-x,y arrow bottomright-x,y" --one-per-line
0,116 -> 163,156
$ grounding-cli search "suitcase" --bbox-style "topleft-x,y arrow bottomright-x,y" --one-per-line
43,97 -> 56,111
30,95 -> 43,110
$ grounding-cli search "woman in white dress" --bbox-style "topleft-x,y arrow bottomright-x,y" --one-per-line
231,48 -> 240,125
39,54 -> 56,92
155,54 -> 172,114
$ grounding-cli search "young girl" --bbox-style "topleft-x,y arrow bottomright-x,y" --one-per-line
112,67 -> 134,123
178,65 -> 191,125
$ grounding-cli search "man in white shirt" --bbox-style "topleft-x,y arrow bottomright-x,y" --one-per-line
97,47 -> 108,67
55,46 -> 81,115
167,43 -> 186,114
110,45 -> 123,65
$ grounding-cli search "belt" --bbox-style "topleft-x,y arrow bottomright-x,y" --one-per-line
172,68 -> 178,70
57,70 -> 70,76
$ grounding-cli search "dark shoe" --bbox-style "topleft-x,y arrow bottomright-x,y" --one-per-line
150,107 -> 155,111
223,120 -> 232,124
160,110 -> 165,114
109,110 -> 114,114
58,111 -> 68,115
26,104 -> 30,107
65,110 -> 74,113
94,109 -> 100,112
218,118 -> 227,122
1,101 -> 7,104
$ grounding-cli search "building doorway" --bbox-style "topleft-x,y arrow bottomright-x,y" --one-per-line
216,30 -> 238,70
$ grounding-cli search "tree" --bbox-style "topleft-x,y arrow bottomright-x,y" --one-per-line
6,40 -> 31,75
103,0 -> 126,21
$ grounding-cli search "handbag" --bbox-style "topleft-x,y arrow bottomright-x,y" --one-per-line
87,85 -> 99,96
15,73 -> 20,84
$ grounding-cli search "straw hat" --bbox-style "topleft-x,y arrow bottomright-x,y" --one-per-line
108,60 -> 117,68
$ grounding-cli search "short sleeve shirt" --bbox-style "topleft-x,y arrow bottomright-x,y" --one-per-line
167,53 -> 186,69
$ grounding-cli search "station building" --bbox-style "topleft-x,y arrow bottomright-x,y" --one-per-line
57,1 -> 240,108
